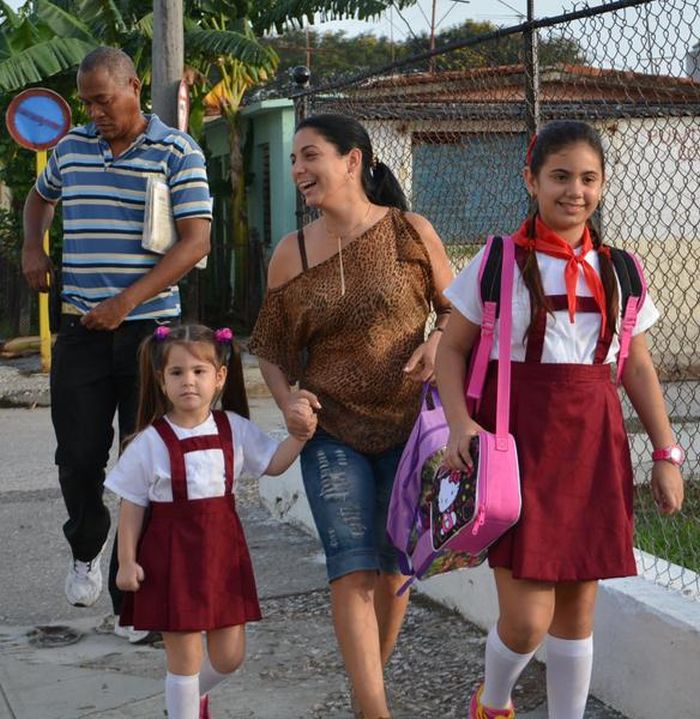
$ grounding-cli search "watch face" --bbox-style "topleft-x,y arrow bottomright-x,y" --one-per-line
670,447 -> 683,463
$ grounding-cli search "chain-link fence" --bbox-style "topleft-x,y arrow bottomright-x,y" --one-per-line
291,0 -> 700,599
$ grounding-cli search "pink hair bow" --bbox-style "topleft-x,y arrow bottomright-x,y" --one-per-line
214,327 -> 234,344
153,326 -> 171,341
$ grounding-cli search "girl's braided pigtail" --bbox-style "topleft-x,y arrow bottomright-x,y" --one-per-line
588,219 -> 619,337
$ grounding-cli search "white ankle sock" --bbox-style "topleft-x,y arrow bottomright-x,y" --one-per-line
165,672 -> 200,719
481,626 -> 538,709
199,655 -> 230,696
545,634 -> 593,719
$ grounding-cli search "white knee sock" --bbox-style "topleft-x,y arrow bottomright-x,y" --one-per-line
165,672 -> 200,719
199,655 -> 230,696
481,626 -> 538,709
545,634 -> 593,719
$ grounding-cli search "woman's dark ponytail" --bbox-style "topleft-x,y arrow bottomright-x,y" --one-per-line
296,113 -> 409,210
366,161 -> 408,211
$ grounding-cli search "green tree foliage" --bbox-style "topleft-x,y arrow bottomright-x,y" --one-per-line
402,19 -> 586,71
265,18 -> 587,85
252,0 -> 418,35
264,28 -> 397,82
0,0 -> 95,92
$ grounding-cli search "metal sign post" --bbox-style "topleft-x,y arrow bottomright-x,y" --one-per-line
5,88 -> 71,372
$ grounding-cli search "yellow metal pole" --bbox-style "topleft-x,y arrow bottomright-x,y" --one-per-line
36,150 -> 51,372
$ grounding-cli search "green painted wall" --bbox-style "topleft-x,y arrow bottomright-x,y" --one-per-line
240,99 -> 297,250
202,104 -> 296,323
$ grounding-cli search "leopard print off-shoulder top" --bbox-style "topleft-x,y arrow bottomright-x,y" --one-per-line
250,207 -> 437,454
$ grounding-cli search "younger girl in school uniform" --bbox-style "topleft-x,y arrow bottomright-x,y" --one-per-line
105,324 -> 316,719
435,121 -> 684,719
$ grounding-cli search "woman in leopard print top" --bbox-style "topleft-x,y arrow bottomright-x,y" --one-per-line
250,114 -> 452,719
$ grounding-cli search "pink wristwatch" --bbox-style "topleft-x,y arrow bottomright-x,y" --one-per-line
651,444 -> 685,466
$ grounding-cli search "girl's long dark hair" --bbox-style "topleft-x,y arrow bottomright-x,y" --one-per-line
135,324 -> 249,435
296,113 -> 409,211
523,120 -> 618,337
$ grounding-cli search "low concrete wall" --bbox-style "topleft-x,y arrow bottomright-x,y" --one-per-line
259,465 -> 700,719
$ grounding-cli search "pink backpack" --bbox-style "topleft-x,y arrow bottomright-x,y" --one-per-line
387,235 -> 521,593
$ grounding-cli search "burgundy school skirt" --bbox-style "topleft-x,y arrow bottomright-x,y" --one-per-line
120,495 -> 262,632
475,361 -> 637,582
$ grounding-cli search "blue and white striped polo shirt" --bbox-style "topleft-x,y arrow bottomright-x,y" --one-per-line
35,114 -> 212,320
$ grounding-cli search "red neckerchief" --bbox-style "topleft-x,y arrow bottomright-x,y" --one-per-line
512,216 -> 607,337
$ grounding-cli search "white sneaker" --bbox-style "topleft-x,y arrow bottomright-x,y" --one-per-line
113,617 -> 157,645
65,552 -> 103,607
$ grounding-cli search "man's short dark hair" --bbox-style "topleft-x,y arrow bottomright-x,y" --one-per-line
78,47 -> 137,85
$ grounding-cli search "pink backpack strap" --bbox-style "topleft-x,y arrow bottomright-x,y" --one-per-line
466,236 -> 497,414
466,235 -> 515,414
495,236 -> 515,444
613,250 -> 648,385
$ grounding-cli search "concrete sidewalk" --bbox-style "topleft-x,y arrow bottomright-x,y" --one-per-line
0,357 -> 626,718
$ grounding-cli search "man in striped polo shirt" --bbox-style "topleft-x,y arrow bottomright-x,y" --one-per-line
21,47 -> 212,638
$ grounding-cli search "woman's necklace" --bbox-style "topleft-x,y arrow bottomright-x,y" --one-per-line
324,202 -> 372,297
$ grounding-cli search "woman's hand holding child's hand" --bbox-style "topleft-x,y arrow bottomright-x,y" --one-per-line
116,560 -> 145,592
284,390 -> 320,441
266,396 -> 319,475
444,420 -> 484,472
651,461 -> 684,515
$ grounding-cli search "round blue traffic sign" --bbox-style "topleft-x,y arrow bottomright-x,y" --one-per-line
6,88 -> 71,151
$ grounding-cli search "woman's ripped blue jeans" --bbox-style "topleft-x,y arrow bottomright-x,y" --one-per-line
300,429 -> 404,582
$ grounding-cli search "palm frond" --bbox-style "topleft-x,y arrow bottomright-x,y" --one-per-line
185,28 -> 278,71
202,59 -> 271,116
34,0 -> 95,43
135,11 -> 153,39
253,0 -> 418,34
0,0 -> 21,30
7,17 -> 42,54
0,36 -> 95,91
72,0 -> 128,42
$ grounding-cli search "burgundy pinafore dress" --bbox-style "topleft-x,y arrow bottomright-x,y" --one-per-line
120,411 -> 262,631
477,248 -> 637,582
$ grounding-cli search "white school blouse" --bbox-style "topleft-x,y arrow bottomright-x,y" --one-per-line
445,246 -> 659,364
105,411 -> 279,507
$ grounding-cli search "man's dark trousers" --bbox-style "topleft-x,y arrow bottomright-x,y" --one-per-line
51,314 -> 159,614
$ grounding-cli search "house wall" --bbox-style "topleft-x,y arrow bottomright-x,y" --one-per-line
241,100 -> 297,250
603,116 -> 700,373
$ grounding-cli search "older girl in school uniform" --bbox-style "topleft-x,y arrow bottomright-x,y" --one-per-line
436,120 -> 684,719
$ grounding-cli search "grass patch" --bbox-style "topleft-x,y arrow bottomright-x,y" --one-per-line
445,243 -> 481,270
634,480 -> 700,574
